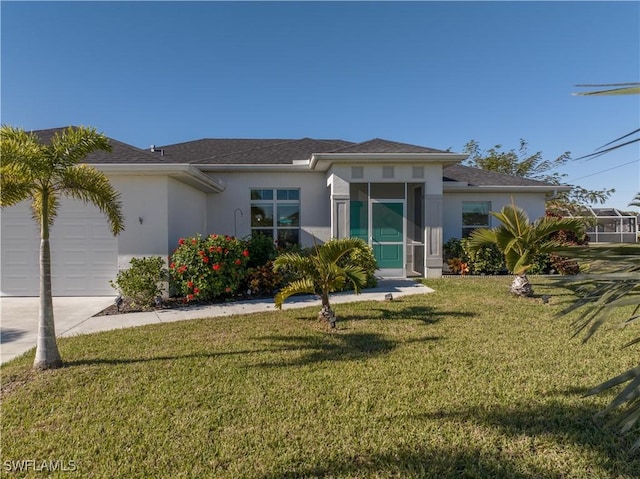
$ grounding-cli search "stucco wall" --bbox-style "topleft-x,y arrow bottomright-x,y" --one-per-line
108,175 -> 170,269
167,177 -> 208,251
442,191 -> 547,241
205,171 -> 331,245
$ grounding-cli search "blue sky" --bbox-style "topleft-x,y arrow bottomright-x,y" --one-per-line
2,1 -> 639,210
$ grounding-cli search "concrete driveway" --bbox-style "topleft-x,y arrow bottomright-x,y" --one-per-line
0,296 -> 115,364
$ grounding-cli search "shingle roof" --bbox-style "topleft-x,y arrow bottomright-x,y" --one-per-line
442,164 -> 557,187
29,128 -> 561,188
159,138 -> 355,164
33,127 -> 166,164
330,138 -> 448,154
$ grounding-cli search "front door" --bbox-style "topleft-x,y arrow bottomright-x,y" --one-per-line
371,201 -> 404,273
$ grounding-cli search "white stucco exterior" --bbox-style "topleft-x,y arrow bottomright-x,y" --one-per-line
0,132 -> 568,296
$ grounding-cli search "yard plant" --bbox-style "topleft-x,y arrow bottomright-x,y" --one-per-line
1,277 -> 637,478
0,126 -> 123,370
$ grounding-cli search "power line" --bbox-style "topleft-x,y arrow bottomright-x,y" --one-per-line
568,158 -> 639,182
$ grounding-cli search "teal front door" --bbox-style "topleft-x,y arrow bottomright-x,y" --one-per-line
372,202 -> 404,270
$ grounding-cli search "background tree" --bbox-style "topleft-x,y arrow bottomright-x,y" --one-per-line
0,126 -> 124,370
273,238 -> 367,327
466,203 -> 584,296
463,139 -> 614,215
629,193 -> 640,209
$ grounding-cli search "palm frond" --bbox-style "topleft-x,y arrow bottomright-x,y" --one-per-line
49,126 -> 112,167
59,165 -> 124,235
274,278 -> 316,310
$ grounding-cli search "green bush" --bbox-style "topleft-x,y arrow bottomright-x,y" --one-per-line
444,237 -> 506,275
110,257 -> 167,310
461,238 -> 506,274
334,238 -> 378,289
243,261 -> 286,296
170,234 -> 250,302
245,232 -> 277,268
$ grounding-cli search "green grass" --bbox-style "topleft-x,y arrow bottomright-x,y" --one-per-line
1,277 -> 638,478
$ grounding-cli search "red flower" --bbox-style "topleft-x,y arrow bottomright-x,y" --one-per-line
234,259 -> 241,265
169,263 -> 176,269
191,238 -> 197,245
213,263 -> 221,271
209,246 -> 215,252
193,287 -> 200,295
242,250 -> 250,257
224,249 -> 229,254
198,250 -> 205,256
225,287 -> 232,293
225,235 -> 231,241
187,294 -> 194,301
217,246 -> 223,253
178,238 -> 185,245
203,256 -> 209,264
187,281 -> 193,288
178,265 -> 187,274
211,234 -> 218,239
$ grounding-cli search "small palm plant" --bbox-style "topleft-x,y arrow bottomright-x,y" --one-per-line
273,238 -> 368,327
467,203 -> 584,296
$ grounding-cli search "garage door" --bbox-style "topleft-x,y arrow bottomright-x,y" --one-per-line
1,199 -> 118,296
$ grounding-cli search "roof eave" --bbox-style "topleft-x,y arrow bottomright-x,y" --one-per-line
443,185 -> 571,193
309,153 -> 467,171
92,164 -> 225,193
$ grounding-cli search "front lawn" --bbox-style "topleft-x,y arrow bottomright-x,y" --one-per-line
1,277 -> 638,478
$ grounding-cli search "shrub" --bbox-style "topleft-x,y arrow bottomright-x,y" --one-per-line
244,261 -> 286,296
245,233 -> 277,268
110,257 -> 167,310
170,234 -> 250,302
444,237 -> 505,275
333,238 -> 378,289
461,238 -> 506,274
444,238 -> 465,262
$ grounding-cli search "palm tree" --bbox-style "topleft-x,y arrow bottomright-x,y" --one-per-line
629,193 -> 640,208
466,203 -> 584,296
273,238 -> 367,327
0,126 -> 124,370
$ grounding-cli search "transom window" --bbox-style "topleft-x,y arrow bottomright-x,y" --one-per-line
462,201 -> 491,238
251,189 -> 300,247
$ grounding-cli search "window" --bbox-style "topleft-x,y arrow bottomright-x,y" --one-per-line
251,189 -> 300,247
462,201 -> 491,238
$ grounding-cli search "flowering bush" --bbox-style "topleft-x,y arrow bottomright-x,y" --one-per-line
170,234 -> 250,301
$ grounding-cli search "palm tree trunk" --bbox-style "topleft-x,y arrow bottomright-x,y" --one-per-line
33,193 -> 62,370
510,273 -> 534,297
318,290 -> 336,327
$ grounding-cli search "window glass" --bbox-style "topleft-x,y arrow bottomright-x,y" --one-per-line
251,204 -> 273,227
277,204 -> 300,226
251,189 -> 300,245
462,201 -> 490,237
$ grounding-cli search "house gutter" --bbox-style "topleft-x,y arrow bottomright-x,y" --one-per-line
443,185 -> 572,193
309,153 -> 468,171
92,164 -> 226,193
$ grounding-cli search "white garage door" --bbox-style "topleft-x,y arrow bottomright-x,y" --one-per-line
1,199 -> 118,296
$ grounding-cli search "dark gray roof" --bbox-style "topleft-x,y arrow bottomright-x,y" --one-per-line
33,127 -> 166,164
443,164 -> 557,187
331,138 -> 448,154
161,138 -> 354,165
30,128 -> 560,188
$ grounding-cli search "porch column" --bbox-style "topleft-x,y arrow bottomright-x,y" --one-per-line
424,166 -> 444,278
328,174 -> 350,239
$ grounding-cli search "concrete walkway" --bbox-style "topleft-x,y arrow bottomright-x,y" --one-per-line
0,279 -> 432,365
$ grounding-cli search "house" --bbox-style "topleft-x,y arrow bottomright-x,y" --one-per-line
0,128 -> 568,296
564,207 -> 638,243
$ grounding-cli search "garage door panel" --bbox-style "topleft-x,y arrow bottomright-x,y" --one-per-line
2,199 -> 117,296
